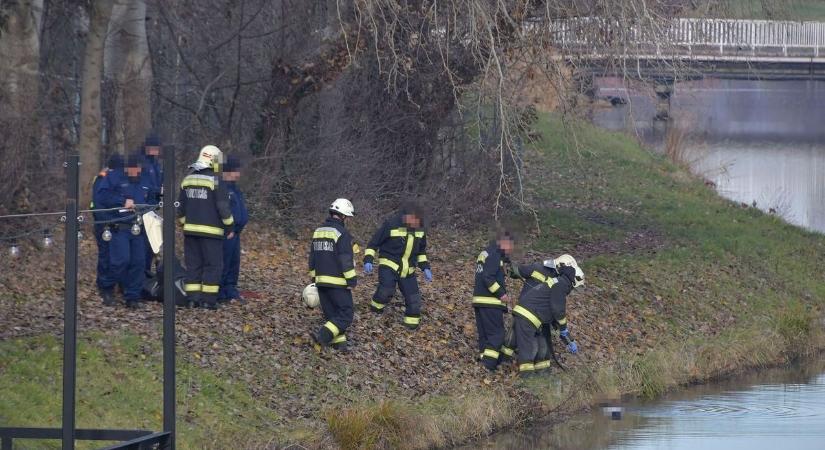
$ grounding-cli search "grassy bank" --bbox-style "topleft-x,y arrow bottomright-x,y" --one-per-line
2,114 -> 824,449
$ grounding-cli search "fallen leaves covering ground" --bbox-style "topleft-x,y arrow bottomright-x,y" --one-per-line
0,221 -> 668,429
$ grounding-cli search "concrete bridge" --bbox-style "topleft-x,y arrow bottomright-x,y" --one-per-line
546,18 -> 825,80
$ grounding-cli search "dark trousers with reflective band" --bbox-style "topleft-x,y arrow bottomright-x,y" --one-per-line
94,223 -> 114,292
317,286 -> 354,346
514,315 -> 543,374
534,324 -> 553,371
371,266 -> 422,328
474,306 -> 506,370
184,235 -> 223,306
219,232 -> 241,300
110,229 -> 146,301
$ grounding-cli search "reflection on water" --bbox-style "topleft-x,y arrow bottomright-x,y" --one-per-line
473,361 -> 825,450
592,78 -> 825,233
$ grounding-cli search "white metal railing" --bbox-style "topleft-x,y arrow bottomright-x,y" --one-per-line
548,18 -> 825,57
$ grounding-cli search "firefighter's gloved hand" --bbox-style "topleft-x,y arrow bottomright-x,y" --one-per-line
423,268 -> 433,283
567,341 -> 578,354
364,262 -> 373,274
560,329 -> 571,340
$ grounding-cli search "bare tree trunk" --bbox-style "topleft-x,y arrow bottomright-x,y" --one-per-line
0,0 -> 43,118
105,0 -> 153,153
79,0 -> 115,206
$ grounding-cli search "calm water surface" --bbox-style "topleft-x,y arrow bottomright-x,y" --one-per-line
592,78 -> 825,233
473,361 -> 825,450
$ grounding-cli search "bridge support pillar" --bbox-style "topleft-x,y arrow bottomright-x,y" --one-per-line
654,80 -> 674,122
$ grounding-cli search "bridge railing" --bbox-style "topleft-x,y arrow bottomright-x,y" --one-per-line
547,17 -> 825,57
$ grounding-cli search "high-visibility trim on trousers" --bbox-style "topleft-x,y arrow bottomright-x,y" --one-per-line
501,346 -> 514,357
201,284 -> 219,293
324,321 -> 340,337
184,283 -> 202,292
403,316 -> 421,326
534,360 -> 552,370
331,334 -> 347,344
370,300 -> 386,310
519,362 -> 536,372
482,348 -> 500,360
513,305 -> 542,328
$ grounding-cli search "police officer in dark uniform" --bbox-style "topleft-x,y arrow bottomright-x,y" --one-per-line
309,198 -> 357,350
472,231 -> 515,371
218,156 -> 248,303
363,203 -> 432,329
177,145 -> 234,310
512,254 -> 584,377
91,154 -> 124,306
509,259 -> 560,372
141,132 -> 163,272
97,152 -> 149,308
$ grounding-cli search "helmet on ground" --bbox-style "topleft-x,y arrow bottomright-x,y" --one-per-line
302,283 -> 320,308
329,198 -> 355,217
573,265 -> 585,288
554,254 -> 578,268
197,145 -> 223,169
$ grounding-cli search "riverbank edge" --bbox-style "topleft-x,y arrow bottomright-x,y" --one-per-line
306,302 -> 825,449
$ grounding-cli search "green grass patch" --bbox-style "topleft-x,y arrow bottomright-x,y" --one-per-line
0,333 -> 280,450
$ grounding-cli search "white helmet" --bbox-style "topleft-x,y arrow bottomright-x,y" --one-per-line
197,145 -> 223,168
329,198 -> 355,217
302,283 -> 320,308
551,254 -> 585,288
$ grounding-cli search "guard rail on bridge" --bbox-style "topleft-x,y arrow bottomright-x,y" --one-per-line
548,17 -> 825,59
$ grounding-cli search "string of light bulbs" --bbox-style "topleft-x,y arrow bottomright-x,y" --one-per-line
3,203 -> 162,257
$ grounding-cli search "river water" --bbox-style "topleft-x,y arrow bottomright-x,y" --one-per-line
473,361 -> 825,449
591,78 -> 825,233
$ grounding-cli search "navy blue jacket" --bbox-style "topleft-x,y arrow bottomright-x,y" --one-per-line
141,157 -> 162,204
97,170 -> 149,224
227,182 -> 248,234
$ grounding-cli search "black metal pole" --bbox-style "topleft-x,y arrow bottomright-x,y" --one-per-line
161,146 -> 176,449
62,155 -> 80,450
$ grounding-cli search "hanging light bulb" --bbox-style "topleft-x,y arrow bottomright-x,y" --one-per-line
102,227 -> 113,242
42,232 -> 54,248
131,222 -> 141,236
10,244 -> 21,258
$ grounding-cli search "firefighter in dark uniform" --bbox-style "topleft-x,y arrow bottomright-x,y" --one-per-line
91,154 -> 124,306
177,145 -> 234,310
218,156 -> 249,303
363,203 -> 432,329
508,259 -> 560,372
97,152 -> 149,309
512,254 -> 584,377
141,132 -> 163,271
473,231 -> 515,371
309,198 -> 358,350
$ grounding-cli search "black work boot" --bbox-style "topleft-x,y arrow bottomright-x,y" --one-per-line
126,300 -> 144,309
101,290 -> 116,306
332,341 -> 350,353
201,301 -> 220,310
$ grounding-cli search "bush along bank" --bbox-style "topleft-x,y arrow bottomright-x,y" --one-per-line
1,115 -> 824,449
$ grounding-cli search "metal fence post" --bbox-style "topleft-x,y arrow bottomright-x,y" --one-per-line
62,154 -> 80,450
161,146 -> 177,450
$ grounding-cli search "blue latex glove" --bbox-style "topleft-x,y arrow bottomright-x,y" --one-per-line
567,341 -> 578,354
364,262 -> 373,274
560,329 -> 571,340
423,268 -> 433,283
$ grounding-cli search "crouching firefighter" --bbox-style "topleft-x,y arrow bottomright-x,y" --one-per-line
364,203 -> 432,329
309,198 -> 358,350
512,254 -> 584,377
473,231 -> 515,371
177,145 -> 235,310
508,259 -> 560,372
